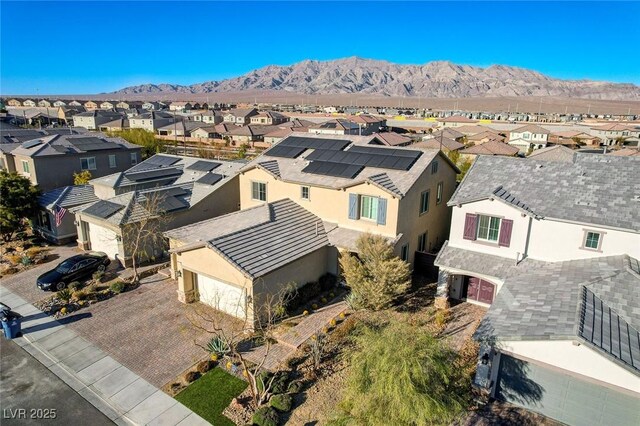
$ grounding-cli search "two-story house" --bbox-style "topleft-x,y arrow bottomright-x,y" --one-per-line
84,101 -> 99,110
10,133 -> 141,191
165,133 -> 458,321
507,124 -> 550,153
308,119 -> 360,135
22,99 -> 36,107
72,110 -> 126,130
347,114 -> 387,135
223,108 -> 259,126
38,99 -> 52,107
142,101 -> 165,111
116,101 -> 144,110
437,115 -> 478,128
100,101 -> 118,110
74,154 -> 242,267
434,154 -> 640,426
169,102 -> 193,112
249,111 -> 289,126
193,110 -> 224,125
53,100 -> 67,107
129,111 -> 176,131
590,123 -> 635,146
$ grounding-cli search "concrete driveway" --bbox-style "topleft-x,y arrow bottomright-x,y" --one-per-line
0,339 -> 113,426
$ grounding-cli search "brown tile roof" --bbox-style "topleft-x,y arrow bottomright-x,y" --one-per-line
453,125 -> 496,135
460,140 -> 519,156
370,132 -> 412,146
468,130 -> 505,142
511,124 -> 551,134
413,137 -> 464,151
607,148 -> 640,157
527,145 -> 576,162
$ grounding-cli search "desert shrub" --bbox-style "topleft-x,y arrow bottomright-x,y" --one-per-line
183,371 -> 200,384
109,281 -> 126,294
309,333 -> 325,370
20,255 -> 32,266
207,336 -> 231,357
339,234 -> 411,311
57,288 -> 72,303
434,308 -> 452,328
318,273 -> 337,291
283,281 -> 321,313
252,406 -> 278,426
270,393 -> 292,412
344,291 -> 364,310
92,270 -> 105,282
331,315 -> 361,342
256,370 -> 274,394
287,380 -> 303,394
6,254 -> 22,265
68,281 -> 83,291
72,290 -> 87,301
196,360 -> 213,374
270,371 -> 289,394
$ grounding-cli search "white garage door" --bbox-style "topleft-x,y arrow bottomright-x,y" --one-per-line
88,223 -> 120,259
196,273 -> 246,319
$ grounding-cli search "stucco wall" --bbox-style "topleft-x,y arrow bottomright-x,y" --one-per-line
239,168 -> 399,238
501,340 -> 640,396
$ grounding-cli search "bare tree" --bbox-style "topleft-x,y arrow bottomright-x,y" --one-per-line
188,282 -> 296,407
121,191 -> 171,283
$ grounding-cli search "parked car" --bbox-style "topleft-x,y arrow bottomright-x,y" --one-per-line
37,252 -> 110,291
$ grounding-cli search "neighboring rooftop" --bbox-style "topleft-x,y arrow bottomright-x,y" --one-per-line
459,140 -> 519,156
608,147 -> 640,157
474,254 -> 640,375
449,154 -> 640,231
526,145 -> 577,162
10,133 -> 139,157
413,136 -> 464,151
369,132 -> 412,146
511,124 -> 551,134
38,185 -> 98,209
166,198 -> 329,279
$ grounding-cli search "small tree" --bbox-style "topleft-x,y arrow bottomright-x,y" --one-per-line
447,149 -> 460,164
237,143 -> 250,159
108,129 -> 164,158
73,170 -> 92,185
0,171 -> 39,241
121,191 -> 170,283
339,234 -> 410,311
456,158 -> 473,182
332,320 -> 470,425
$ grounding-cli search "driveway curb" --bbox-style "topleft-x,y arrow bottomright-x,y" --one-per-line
0,285 -> 210,426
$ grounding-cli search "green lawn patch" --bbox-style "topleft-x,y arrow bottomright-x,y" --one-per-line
175,367 -> 247,426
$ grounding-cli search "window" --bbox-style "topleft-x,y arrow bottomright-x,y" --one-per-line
301,186 -> 310,200
583,231 -> 602,250
80,157 -> 96,171
477,215 -> 501,242
400,244 -> 409,261
130,152 -> 138,165
431,161 -> 439,174
419,191 -> 429,214
360,195 -> 379,221
417,233 -> 427,252
436,182 -> 443,204
252,181 -> 267,201
22,160 -> 30,174
109,154 -> 117,168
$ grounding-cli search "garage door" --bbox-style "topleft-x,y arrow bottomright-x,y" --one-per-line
88,223 -> 120,259
496,355 -> 640,426
196,273 -> 246,319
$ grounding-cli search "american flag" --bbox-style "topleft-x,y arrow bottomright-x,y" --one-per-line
54,205 -> 67,227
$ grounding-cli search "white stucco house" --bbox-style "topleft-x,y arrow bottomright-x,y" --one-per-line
507,124 -> 550,153
435,154 -> 640,426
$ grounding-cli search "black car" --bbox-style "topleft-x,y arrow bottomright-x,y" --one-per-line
37,252 -> 110,291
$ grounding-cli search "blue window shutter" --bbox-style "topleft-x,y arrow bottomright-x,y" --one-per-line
348,194 -> 359,220
377,198 -> 387,225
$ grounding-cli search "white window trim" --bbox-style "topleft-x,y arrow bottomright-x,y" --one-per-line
130,152 -> 138,165
476,214 -> 502,243
21,160 -> 30,174
359,195 -> 379,222
109,154 -> 117,168
300,186 -> 310,201
436,182 -> 444,205
580,229 -> 605,253
251,181 -> 267,202
80,157 -> 96,171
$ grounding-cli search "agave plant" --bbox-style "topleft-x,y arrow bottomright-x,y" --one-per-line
207,336 -> 231,357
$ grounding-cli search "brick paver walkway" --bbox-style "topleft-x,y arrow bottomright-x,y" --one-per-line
243,301 -> 347,371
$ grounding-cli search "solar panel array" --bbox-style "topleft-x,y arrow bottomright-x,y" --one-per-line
145,155 -> 181,167
186,160 -> 221,172
197,173 -> 223,186
84,200 -> 124,219
302,161 -> 365,179
305,147 -> 421,171
266,136 -> 353,159
21,139 -> 44,149
69,137 -> 120,151
348,145 -> 423,158
157,196 -> 188,212
125,168 -> 182,182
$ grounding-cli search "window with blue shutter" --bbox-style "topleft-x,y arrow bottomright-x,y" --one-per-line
377,198 -> 387,225
348,193 -> 359,220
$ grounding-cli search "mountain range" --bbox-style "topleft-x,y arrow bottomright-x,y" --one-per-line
111,57 -> 640,100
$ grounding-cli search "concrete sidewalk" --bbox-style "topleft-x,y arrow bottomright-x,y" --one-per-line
0,285 -> 209,426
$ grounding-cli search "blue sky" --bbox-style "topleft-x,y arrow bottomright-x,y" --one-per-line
1,1 -> 639,94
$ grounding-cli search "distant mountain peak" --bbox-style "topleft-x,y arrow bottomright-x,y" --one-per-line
111,57 -> 640,100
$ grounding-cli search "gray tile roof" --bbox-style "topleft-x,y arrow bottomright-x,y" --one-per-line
322,221 -> 399,251
242,132 -> 446,199
167,199 -> 328,279
257,160 -> 281,178
526,145 -> 576,162
449,154 -> 640,231
368,173 -> 403,197
39,185 -> 98,210
473,254 -> 640,375
10,133 -> 139,157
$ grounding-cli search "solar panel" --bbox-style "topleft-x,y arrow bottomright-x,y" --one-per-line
265,145 -> 306,158
302,161 -> 364,179
21,139 -> 43,149
196,173 -> 223,185
145,155 -> 181,167
83,200 -> 124,219
69,137 -> 120,151
125,168 -> 182,182
280,136 -> 351,151
348,145 -> 422,159
157,196 -> 188,212
186,160 -> 221,172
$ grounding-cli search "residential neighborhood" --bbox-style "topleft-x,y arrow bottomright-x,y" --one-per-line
1,2 -> 639,425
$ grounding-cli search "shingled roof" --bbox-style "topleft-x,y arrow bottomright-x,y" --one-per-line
166,199 -> 329,279
449,154 -> 640,232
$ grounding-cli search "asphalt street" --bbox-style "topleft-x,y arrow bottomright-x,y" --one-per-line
0,337 -> 113,425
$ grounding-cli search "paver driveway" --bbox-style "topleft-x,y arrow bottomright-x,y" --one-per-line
63,273 -> 242,387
